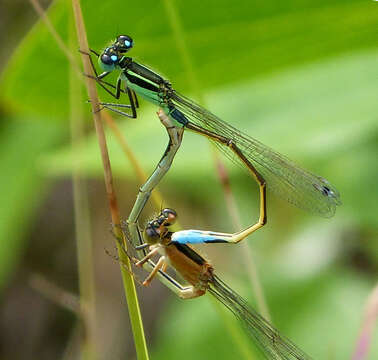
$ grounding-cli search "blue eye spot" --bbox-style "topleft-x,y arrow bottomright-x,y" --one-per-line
125,40 -> 131,47
111,55 -> 118,62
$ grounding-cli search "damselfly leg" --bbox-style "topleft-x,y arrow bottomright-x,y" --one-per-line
185,122 -> 267,243
80,49 -> 139,117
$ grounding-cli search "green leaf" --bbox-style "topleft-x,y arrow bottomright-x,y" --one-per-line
1,0 -> 376,121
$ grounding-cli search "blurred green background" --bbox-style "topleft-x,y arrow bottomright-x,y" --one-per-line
0,0 -> 377,359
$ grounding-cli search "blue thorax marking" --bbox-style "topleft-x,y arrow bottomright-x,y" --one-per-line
171,230 -> 227,244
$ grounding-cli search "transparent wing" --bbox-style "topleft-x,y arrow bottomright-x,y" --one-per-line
170,91 -> 341,218
210,275 -> 313,360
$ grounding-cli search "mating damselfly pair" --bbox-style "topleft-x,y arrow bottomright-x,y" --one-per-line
118,207 -> 313,360
83,34 -> 341,359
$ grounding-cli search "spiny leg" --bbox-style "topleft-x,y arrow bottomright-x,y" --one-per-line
113,218 -> 198,299
80,53 -> 127,96
80,49 -> 137,113
78,49 -> 99,77
108,223 -> 143,265
132,90 -> 139,108
79,49 -> 119,98
104,248 -> 144,286
84,72 -> 128,97
135,247 -> 159,267
126,87 -> 137,117
183,122 -> 266,244
127,110 -> 184,248
116,249 -> 202,299
84,79 -> 138,118
120,227 -> 205,299
142,256 -> 166,286
138,255 -> 206,299
97,104 -> 134,118
95,83 -> 138,118
80,48 -> 112,82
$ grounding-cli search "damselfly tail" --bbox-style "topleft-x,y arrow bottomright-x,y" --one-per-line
209,275 -> 313,360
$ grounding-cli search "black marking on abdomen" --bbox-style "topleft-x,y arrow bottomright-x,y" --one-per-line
204,239 -> 228,244
125,72 -> 159,92
168,105 -> 189,125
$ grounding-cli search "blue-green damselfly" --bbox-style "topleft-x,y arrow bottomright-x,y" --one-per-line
82,35 -> 341,248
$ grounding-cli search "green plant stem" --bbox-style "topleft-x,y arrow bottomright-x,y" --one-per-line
71,1 -> 149,359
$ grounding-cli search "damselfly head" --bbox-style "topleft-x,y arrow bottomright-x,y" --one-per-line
144,220 -> 169,244
99,46 -> 120,71
114,35 -> 133,53
144,220 -> 161,244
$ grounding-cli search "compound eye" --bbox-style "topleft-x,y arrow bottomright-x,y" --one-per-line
100,54 -> 112,65
145,226 -> 159,239
161,208 -> 177,226
145,221 -> 160,239
116,35 -> 133,52
101,53 -> 118,65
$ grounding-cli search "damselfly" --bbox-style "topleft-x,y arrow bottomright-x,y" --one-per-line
122,208 -> 313,360
82,35 -> 341,246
